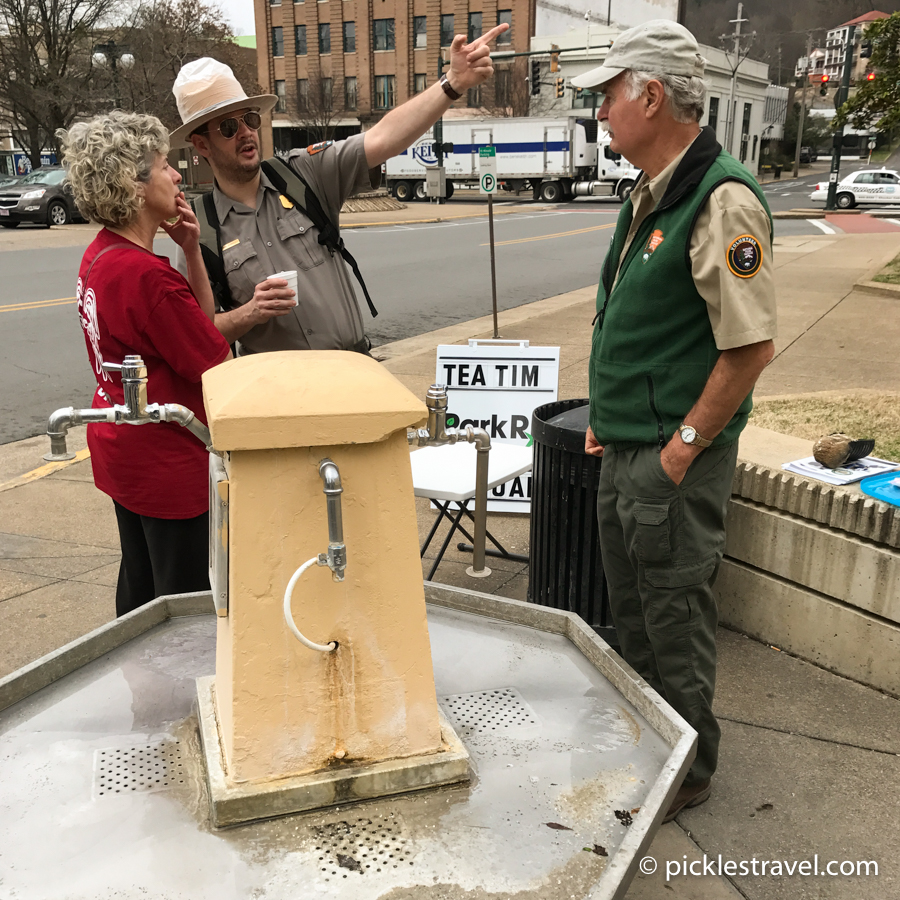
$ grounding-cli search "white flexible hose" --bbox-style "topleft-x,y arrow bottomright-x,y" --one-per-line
283,557 -> 338,653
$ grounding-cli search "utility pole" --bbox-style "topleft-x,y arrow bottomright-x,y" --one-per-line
792,33 -> 813,178
825,24 -> 856,211
722,3 -> 750,156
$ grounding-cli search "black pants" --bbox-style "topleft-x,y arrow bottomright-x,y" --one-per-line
113,501 -> 210,617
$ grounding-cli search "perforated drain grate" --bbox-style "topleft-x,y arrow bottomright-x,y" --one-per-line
441,687 -> 540,736
313,817 -> 412,880
94,740 -> 186,797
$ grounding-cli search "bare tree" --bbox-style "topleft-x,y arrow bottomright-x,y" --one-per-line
292,70 -> 347,144
0,0 -> 117,166
487,62 -> 531,117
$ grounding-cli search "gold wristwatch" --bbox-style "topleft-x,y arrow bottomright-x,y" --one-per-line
678,423 -> 712,448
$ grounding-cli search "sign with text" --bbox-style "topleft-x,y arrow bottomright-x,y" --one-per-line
436,340 -> 560,512
479,146 -> 497,195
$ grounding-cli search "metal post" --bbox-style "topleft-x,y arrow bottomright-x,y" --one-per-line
488,193 -> 499,338
435,56 -> 445,205
793,33 -> 813,179
724,3 -> 745,156
468,445 -> 490,576
825,24 -> 856,212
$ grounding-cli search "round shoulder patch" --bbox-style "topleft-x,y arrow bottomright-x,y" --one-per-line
727,234 -> 763,278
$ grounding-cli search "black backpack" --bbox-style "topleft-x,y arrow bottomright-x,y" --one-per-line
191,156 -> 377,318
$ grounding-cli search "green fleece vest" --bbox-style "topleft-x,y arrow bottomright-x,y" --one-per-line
588,136 -> 772,448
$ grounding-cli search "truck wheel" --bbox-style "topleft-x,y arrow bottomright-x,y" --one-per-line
617,180 -> 634,202
539,181 -> 563,202
392,181 -> 412,202
413,181 -> 427,201
836,192 -> 855,209
47,201 -> 70,227
445,181 -> 454,199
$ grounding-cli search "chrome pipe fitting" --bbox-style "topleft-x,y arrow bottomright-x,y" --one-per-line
317,459 -> 347,582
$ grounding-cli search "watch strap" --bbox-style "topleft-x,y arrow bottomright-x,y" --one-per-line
679,423 -> 713,448
439,73 -> 461,101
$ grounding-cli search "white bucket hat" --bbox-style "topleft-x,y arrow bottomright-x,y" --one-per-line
571,19 -> 705,92
170,57 -> 277,147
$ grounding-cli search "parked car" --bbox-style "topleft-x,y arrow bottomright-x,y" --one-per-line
799,146 -> 818,163
0,166 -> 84,227
0,173 -> 21,188
809,168 -> 900,208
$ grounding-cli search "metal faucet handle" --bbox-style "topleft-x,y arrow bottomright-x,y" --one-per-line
102,355 -> 147,380
101,362 -> 123,374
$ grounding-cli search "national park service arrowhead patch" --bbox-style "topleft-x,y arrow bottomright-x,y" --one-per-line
307,140 -> 333,155
727,234 -> 763,278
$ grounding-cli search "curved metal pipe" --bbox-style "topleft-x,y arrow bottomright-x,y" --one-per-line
318,459 -> 346,582
160,403 -> 213,451
44,406 -> 117,461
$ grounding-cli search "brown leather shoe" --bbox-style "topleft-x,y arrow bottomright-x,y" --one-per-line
663,778 -> 712,823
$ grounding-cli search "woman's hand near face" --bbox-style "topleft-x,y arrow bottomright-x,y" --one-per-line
160,194 -> 200,250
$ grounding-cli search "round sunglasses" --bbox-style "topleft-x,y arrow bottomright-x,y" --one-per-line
208,111 -> 262,139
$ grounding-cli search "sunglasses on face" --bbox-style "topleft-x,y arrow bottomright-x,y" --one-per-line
210,111 -> 262,139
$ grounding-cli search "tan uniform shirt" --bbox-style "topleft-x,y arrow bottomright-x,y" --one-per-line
616,138 -> 777,351
177,133 -> 377,353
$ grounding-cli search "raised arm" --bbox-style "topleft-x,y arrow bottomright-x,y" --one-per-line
363,23 -> 509,168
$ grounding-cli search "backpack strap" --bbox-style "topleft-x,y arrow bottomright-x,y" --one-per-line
191,193 -> 237,313
261,157 -> 378,319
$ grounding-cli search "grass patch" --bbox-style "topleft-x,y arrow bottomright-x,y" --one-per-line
872,251 -> 900,285
751,392 -> 900,463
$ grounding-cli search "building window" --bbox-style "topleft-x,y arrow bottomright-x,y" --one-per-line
414,15 -> 426,49
707,96 -> 719,133
295,25 -> 307,54
344,76 -> 357,109
373,18 -> 395,51
440,14 -> 454,47
270,0 -> 281,6
497,10 -> 511,44
275,79 -> 286,111
321,77 -> 333,109
343,21 -> 356,52
495,69 -> 510,107
467,12 -> 482,42
297,78 -> 308,111
467,84 -> 482,108
414,73 -> 427,93
374,74 -> 396,108
272,27 -> 284,58
740,102 -> 752,162
318,23 -> 330,53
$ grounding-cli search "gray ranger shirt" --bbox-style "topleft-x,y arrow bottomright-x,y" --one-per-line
177,133 -> 377,354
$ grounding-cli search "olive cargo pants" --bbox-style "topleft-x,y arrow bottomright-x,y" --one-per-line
596,440 -> 738,785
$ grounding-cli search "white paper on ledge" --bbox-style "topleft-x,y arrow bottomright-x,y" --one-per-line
781,455 -> 900,486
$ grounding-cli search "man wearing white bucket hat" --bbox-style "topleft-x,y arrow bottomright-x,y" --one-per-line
171,25 -> 506,354
577,20 -> 777,821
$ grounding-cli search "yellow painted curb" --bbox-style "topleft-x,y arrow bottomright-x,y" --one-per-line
0,448 -> 91,494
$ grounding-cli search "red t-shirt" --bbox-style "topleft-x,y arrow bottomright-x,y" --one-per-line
77,228 -> 230,519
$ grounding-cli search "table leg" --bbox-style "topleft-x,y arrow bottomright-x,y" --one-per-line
426,500 -> 470,581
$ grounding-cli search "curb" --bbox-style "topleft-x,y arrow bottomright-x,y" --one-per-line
342,205 -> 553,229
855,280 -> 900,298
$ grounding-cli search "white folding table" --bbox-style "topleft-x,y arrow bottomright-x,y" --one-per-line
410,442 -> 533,580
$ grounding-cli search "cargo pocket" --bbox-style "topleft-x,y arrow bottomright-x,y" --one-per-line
633,500 -> 672,567
278,208 -> 325,270
644,556 -> 717,589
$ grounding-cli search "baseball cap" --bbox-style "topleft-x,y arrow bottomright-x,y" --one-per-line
571,19 -> 705,91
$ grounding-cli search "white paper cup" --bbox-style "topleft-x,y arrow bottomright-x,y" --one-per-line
270,269 -> 298,306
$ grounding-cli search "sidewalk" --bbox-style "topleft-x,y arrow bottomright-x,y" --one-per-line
2,223 -> 899,899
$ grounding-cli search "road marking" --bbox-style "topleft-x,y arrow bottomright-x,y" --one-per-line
1,296 -> 77,313
0,447 -> 91,494
482,222 -> 616,246
807,219 -> 837,234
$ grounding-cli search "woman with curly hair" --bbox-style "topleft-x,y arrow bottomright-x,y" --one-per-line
59,111 -> 231,616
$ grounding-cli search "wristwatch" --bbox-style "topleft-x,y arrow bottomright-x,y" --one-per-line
439,73 -> 462,101
678,423 -> 712,448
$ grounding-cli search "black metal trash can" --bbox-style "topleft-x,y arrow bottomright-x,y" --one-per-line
529,399 -> 618,649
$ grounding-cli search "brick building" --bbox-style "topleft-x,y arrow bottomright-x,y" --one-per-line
254,0 -> 535,155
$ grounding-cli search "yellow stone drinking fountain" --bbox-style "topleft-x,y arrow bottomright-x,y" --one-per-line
198,350 -> 468,824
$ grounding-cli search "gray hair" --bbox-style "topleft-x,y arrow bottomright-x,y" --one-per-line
622,69 -> 707,124
57,111 -> 170,228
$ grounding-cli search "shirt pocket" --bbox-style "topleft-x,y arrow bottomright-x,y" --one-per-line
223,240 -> 265,302
277,208 -> 325,271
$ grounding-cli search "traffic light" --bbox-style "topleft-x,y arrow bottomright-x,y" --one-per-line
531,60 -> 541,96
550,44 -> 560,73
819,74 -> 829,95
867,71 -> 876,81
555,77 -> 565,99
860,39 -> 872,59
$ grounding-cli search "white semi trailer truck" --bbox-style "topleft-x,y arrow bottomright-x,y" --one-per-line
384,115 -> 640,203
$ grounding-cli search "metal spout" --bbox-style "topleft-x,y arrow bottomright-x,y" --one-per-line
317,459 -> 346,582
44,354 -> 213,462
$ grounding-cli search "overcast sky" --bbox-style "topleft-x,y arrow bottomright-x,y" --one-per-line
216,0 -> 256,37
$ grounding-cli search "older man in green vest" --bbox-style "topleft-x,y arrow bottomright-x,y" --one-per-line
575,20 -> 776,822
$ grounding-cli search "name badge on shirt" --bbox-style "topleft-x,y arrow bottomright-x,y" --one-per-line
222,238 -> 241,250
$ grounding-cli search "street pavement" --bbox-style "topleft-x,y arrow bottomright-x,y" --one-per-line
1,203 -> 899,898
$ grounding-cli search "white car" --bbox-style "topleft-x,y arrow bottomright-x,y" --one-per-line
810,168 -> 900,208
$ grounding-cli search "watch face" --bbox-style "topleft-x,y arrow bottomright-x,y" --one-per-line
681,426 -> 697,444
